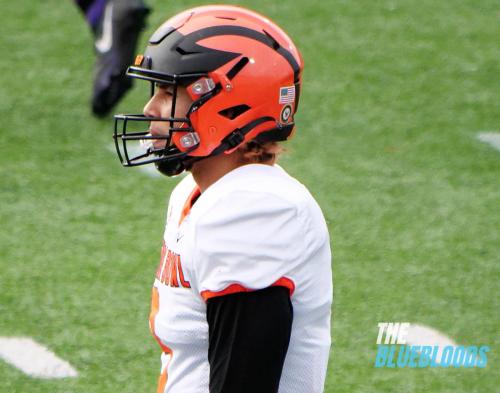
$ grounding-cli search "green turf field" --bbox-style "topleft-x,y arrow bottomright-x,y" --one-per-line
0,0 -> 498,392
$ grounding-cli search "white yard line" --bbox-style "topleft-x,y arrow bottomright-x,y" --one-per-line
477,132 -> 500,151
405,323 -> 457,363
0,337 -> 78,379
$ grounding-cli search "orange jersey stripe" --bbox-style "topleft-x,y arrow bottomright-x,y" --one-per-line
200,276 -> 295,301
156,366 -> 168,393
149,287 -> 173,354
178,185 -> 201,225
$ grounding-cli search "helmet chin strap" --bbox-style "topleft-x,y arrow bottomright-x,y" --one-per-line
154,117 -> 293,177
209,116 -> 276,157
155,159 -> 185,177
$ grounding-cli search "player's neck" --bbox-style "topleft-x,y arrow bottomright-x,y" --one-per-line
190,152 -> 245,193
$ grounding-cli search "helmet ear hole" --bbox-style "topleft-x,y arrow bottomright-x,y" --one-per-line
218,104 -> 251,120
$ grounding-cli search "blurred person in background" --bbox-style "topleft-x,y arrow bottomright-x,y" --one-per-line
75,0 -> 150,116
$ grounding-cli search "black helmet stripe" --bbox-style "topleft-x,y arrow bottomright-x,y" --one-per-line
144,29 -> 241,76
181,25 -> 301,82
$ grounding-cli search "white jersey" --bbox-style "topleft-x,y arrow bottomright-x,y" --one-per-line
150,164 -> 333,393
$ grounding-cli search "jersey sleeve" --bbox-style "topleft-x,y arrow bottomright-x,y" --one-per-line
207,286 -> 293,393
192,190 -> 304,301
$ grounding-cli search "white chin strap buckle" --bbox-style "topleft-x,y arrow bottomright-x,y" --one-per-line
180,132 -> 200,148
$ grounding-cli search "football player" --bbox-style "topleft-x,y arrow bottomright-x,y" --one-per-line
113,5 -> 333,393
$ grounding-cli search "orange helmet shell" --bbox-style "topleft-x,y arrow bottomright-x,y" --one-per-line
134,5 -> 303,157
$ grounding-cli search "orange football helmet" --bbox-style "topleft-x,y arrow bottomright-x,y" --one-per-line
113,5 -> 303,176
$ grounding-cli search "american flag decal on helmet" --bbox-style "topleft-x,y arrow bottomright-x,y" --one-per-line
279,86 -> 296,104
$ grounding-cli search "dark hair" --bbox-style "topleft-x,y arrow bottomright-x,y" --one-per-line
239,140 -> 283,164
